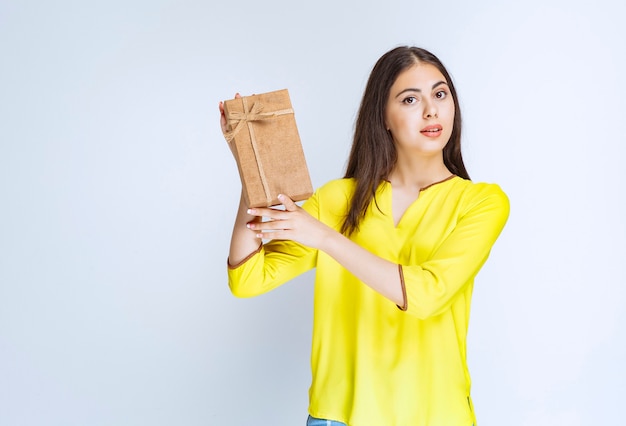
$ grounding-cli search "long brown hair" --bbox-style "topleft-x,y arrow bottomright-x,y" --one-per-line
341,46 -> 469,236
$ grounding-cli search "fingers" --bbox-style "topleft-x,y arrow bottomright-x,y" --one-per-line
245,212 -> 290,239
247,197 -> 298,219
220,93 -> 241,135
219,102 -> 226,124
219,93 -> 242,130
243,196 -> 317,245
246,220 -> 286,232
219,93 -> 242,115
219,104 -> 228,134
277,194 -> 297,211
246,200 -> 297,234
246,206 -> 290,220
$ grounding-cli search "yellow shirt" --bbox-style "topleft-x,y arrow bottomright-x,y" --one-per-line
228,176 -> 509,426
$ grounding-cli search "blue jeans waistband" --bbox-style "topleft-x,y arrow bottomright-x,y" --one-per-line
306,415 -> 347,426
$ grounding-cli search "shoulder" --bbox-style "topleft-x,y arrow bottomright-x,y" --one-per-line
454,177 -> 508,200
450,177 -> 510,219
313,178 -> 356,203
302,178 -> 354,224
317,178 -> 356,194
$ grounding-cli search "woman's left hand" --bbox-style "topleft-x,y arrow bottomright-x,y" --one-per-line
245,194 -> 333,250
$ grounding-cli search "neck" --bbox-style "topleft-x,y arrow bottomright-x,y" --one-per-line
388,152 -> 452,190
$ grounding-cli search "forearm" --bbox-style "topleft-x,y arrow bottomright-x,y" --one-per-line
319,230 -> 405,307
228,192 -> 262,266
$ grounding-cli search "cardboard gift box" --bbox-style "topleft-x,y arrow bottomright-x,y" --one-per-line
223,89 -> 313,207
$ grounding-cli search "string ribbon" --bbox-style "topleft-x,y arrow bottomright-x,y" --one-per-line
225,97 -> 294,205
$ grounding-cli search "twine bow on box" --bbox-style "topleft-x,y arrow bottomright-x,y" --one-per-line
224,96 -> 294,206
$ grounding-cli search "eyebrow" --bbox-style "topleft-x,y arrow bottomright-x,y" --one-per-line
394,81 -> 448,98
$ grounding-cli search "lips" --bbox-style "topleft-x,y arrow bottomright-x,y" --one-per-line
420,125 -> 443,137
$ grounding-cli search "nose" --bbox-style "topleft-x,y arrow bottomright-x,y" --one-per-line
423,101 -> 438,119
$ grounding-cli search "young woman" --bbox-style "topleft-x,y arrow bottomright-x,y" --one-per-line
219,46 -> 509,426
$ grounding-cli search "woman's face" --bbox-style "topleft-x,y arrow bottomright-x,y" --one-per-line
384,63 -> 455,158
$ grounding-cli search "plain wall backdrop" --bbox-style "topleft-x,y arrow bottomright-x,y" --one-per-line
1,0 -> 624,425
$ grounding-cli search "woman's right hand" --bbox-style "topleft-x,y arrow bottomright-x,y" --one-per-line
218,93 -> 241,138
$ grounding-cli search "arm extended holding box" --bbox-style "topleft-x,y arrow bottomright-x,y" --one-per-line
219,94 -> 265,267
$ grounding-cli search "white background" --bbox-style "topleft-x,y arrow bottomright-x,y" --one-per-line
1,0 -> 624,425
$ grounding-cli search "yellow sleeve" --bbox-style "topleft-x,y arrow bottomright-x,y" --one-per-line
226,193 -> 320,298
400,184 -> 510,319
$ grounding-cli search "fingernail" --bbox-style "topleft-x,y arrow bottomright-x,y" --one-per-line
277,194 -> 284,200
247,209 -> 254,214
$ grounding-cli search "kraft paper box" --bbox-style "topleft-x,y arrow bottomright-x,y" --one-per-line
223,89 -> 313,208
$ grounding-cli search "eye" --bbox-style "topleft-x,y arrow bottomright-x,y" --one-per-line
435,90 -> 447,99
402,96 -> 418,104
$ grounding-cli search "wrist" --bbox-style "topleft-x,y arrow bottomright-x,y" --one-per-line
317,225 -> 343,255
